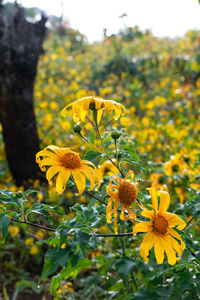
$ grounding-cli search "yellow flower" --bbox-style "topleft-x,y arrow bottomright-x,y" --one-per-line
57,282 -> 74,294
106,170 -> 138,234
9,226 -> 19,237
133,188 -> 186,265
36,145 -> 98,195
61,96 -> 125,124
164,153 -> 188,176
30,245 -> 39,255
25,238 -> 34,246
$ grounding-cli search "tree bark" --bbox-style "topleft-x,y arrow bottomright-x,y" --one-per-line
0,2 -> 47,186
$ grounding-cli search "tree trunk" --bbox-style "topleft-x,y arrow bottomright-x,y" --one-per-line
0,2 -> 47,186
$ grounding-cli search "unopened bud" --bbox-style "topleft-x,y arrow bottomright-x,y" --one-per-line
16,191 -> 23,198
73,123 -> 82,133
111,130 -> 121,140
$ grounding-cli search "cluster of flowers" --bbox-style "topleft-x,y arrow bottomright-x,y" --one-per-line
36,96 -> 186,266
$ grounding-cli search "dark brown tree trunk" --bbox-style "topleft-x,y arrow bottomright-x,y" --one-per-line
0,2 -> 47,186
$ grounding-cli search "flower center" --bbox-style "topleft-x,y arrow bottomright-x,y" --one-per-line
60,152 -> 82,169
152,214 -> 168,235
118,181 -> 137,205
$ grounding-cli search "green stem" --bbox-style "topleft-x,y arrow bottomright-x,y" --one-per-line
19,197 -> 26,221
120,224 -> 126,256
93,110 -> 124,178
77,132 -> 101,152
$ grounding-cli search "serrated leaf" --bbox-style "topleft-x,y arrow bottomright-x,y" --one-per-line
115,257 -> 136,285
41,247 -> 70,279
77,230 -> 90,256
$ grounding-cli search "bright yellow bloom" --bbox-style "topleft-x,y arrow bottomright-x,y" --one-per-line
30,245 -> 39,255
36,145 -> 98,195
164,153 -> 188,176
106,171 -> 138,234
57,282 -> 74,294
9,225 -> 19,237
25,238 -> 34,246
133,188 -> 186,265
61,96 -> 125,124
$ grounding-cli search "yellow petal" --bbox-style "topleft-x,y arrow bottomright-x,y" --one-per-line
56,169 -> 71,194
163,237 -> 177,265
80,165 -> 96,191
147,188 -> 158,213
114,198 -> 120,234
133,222 -> 152,235
154,235 -> 165,264
159,191 -> 170,214
165,212 -> 186,230
106,197 -> 114,223
61,103 -> 73,116
46,166 -> 60,183
97,109 -> 104,125
140,231 -> 154,262
120,203 -> 126,221
168,228 -> 185,252
141,209 -> 154,219
71,170 -> 86,195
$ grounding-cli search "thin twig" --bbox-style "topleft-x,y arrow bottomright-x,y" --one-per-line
10,218 -> 55,232
10,218 -> 133,237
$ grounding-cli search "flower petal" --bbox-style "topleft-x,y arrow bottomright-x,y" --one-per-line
113,198 -> 120,234
159,191 -> 170,214
106,197 -> 114,223
163,236 -> 177,265
165,212 -> 186,230
80,165 -> 97,191
71,170 -> 86,195
141,209 -> 154,219
133,222 -> 152,235
147,188 -> 158,213
46,166 -> 61,183
168,228 -> 185,252
56,169 -> 71,194
154,235 -> 165,264
140,231 -> 154,262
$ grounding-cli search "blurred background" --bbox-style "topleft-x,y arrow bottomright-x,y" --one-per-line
0,0 -> 200,299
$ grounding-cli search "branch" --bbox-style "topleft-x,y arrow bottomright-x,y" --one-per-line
10,218 -> 133,237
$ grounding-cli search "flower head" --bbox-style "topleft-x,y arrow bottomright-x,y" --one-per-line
61,96 -> 125,124
36,145 -> 98,195
106,170 -> 138,234
133,188 -> 186,265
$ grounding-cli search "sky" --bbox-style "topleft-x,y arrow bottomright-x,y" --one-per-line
8,0 -> 200,42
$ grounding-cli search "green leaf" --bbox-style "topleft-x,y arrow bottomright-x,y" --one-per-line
0,190 -> 21,208
26,203 -> 50,217
41,247 -> 70,279
126,290 -> 161,300
115,257 -> 136,284
119,150 -> 145,175
0,214 -> 10,242
84,150 -> 102,161
26,203 -> 65,218
77,230 -> 90,256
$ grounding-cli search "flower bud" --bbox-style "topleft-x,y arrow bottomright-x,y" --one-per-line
16,191 -> 23,198
111,130 -> 120,140
73,123 -> 82,133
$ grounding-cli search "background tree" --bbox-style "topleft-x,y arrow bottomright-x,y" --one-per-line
0,1 -> 47,186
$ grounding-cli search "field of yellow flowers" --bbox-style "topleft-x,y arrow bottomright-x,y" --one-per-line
0,26 -> 200,299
